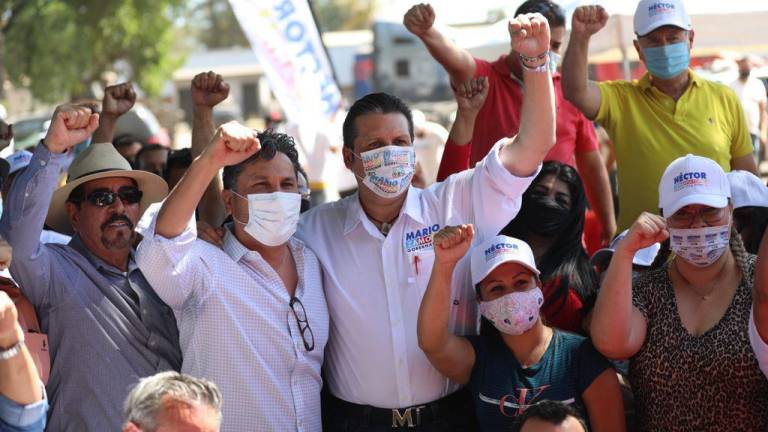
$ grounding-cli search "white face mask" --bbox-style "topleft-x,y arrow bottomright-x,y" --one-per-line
231,191 -> 301,246
668,224 -> 731,267
479,287 -> 544,335
354,145 -> 415,199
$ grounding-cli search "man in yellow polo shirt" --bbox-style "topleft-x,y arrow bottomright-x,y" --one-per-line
561,0 -> 758,230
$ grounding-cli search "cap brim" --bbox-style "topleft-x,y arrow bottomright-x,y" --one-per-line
662,194 -> 728,217
45,170 -> 168,235
472,258 -> 540,286
636,20 -> 691,37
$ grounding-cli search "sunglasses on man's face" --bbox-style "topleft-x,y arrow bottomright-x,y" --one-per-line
80,187 -> 143,208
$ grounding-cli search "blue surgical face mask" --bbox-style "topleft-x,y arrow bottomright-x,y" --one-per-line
642,41 -> 690,80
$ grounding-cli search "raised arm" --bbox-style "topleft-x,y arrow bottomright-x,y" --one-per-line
591,212 -> 665,359
404,3 -> 476,83
0,105 -> 98,306
435,77 -> 489,181
576,149 -> 616,246
155,122 -> 259,239
561,6 -> 609,120
417,225 -> 476,385
449,77 -> 488,146
91,83 -> 136,144
190,71 -> 231,227
499,13 -> 556,177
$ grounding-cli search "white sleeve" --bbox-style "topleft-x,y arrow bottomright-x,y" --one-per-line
424,138 -> 541,240
749,306 -> 768,378
135,202 -> 210,310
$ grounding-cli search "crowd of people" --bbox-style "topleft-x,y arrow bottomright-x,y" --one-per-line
1,0 -> 768,431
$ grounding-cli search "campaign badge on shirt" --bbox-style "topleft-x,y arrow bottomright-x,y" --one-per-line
404,224 -> 440,254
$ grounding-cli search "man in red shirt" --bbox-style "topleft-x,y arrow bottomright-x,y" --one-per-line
406,0 -> 616,246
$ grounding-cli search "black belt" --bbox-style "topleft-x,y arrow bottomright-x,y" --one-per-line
325,390 -> 468,428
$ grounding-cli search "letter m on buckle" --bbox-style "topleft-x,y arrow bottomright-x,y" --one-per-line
391,406 -> 425,427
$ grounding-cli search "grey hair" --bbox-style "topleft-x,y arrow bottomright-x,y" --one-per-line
123,371 -> 223,431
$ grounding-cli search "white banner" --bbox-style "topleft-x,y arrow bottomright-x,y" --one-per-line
228,0 -> 342,131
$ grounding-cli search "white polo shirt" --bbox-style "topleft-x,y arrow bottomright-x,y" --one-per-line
296,139 -> 538,408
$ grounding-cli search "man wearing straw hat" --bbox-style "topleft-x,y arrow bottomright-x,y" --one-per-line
0,102 -> 181,431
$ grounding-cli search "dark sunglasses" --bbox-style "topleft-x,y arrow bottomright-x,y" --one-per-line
76,187 -> 143,208
289,297 -> 315,352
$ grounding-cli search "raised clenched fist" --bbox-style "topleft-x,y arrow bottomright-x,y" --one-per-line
617,212 -> 669,256
434,224 -> 475,265
191,71 -> 230,109
509,13 -> 551,60
203,121 -> 261,168
404,3 -> 436,37
571,5 -> 609,38
454,77 -> 489,115
101,82 -> 136,117
43,104 -> 100,154
0,291 -> 22,348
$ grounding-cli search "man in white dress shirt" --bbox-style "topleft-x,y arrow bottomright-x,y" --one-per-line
136,123 -> 328,432
297,12 -> 556,431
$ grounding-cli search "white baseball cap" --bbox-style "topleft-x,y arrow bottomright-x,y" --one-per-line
591,229 -> 661,268
659,154 -> 730,217
6,150 -> 33,176
471,235 -> 540,286
633,0 -> 692,37
728,170 -> 768,209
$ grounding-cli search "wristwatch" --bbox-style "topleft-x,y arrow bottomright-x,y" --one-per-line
0,339 -> 24,361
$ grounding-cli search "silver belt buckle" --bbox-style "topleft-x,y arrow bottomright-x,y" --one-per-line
391,405 -> 426,428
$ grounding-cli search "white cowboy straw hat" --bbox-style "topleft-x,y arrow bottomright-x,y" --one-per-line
45,142 -> 168,235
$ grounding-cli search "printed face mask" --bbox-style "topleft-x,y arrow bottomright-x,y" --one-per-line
354,145 -> 415,199
668,224 -> 731,267
480,287 -> 544,335
642,41 -> 690,79
231,191 -> 301,246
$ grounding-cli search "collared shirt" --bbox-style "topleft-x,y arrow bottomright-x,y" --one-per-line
296,139 -> 538,408
136,205 -> 328,432
461,55 -> 598,169
596,71 -> 753,230
0,384 -> 47,432
0,143 -> 181,432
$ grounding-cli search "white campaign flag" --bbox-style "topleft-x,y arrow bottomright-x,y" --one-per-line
228,0 -> 342,160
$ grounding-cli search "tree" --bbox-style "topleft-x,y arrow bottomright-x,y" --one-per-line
0,0 -> 186,102
312,0 -> 377,32
187,0 -> 249,49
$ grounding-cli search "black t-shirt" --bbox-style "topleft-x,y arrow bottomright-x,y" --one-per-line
467,329 -> 612,431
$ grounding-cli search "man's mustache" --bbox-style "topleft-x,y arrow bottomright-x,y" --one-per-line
101,214 -> 134,231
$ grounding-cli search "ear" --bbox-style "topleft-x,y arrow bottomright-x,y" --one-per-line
633,40 -> 644,63
342,147 -> 355,170
122,422 -> 142,432
65,201 -> 80,232
688,29 -> 695,47
221,190 -> 234,216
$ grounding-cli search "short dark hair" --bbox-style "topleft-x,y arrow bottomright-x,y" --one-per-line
136,144 -> 170,161
166,148 -> 192,172
515,401 -> 587,431
342,93 -> 414,150
112,134 -> 145,148
222,129 -> 301,191
514,0 -> 566,28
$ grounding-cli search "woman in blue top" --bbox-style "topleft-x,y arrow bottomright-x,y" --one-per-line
417,225 -> 624,431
